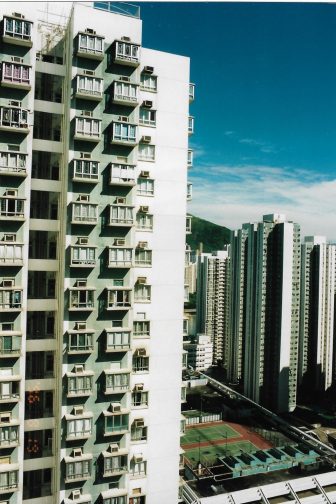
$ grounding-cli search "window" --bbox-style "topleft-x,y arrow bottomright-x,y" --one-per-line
103,496 -> 127,504
138,144 -> 155,161
110,163 -> 135,184
113,81 -> 138,103
105,373 -> 129,392
134,284 -> 151,302
73,160 -> 99,180
108,248 -> 133,267
67,375 -> 93,396
78,33 -> 103,55
2,62 -> 30,85
67,417 -> 92,438
70,289 -> 94,309
0,424 -> 19,446
137,178 -> 154,196
0,151 -> 27,172
109,205 -> 134,225
71,246 -> 96,266
0,243 -> 23,263
130,460 -> 147,477
72,203 -> 97,223
135,249 -> 152,266
103,454 -> 128,475
132,354 -> 149,373
136,213 -> 153,231
107,289 -> 131,309
112,123 -> 137,143
0,289 -> 22,310
77,75 -> 102,96
106,330 -> 130,351
140,73 -> 157,92
65,458 -> 92,481
68,332 -> 93,353
115,42 -> 140,64
75,117 -> 101,138
131,421 -> 147,441
139,108 -> 156,127
132,391 -> 148,407
105,414 -> 128,434
133,321 -> 150,337
0,468 -> 18,490
0,107 -> 28,128
4,17 -> 32,40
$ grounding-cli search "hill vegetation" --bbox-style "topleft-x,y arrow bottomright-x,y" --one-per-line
186,215 -> 231,252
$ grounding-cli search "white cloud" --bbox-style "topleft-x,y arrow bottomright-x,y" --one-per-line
189,164 -> 336,241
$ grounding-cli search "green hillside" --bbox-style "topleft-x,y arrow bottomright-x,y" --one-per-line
186,215 -> 231,252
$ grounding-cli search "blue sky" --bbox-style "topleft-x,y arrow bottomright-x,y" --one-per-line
138,2 -> 336,239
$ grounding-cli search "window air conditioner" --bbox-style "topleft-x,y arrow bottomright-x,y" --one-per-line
76,280 -> 87,287
135,348 -> 146,356
138,242 -> 148,249
81,110 -> 93,117
2,279 -> 14,288
9,100 -> 21,108
5,189 -> 17,197
141,136 -> 151,143
111,403 -> 121,413
115,239 -> 125,246
3,234 -> 15,242
133,454 -> 143,463
144,66 -> 154,74
137,277 -> 147,285
73,406 -> 84,415
83,70 -> 95,76
11,56 -> 23,63
109,443 -> 119,453
139,206 -> 149,213
73,448 -> 82,457
80,152 -> 91,159
12,12 -> 25,18
0,413 -> 11,423
135,383 -> 144,391
118,116 -> 128,123
76,322 -> 86,331
72,489 -> 81,500
85,28 -> 96,35
134,419 -> 144,428
78,237 -> 88,245
116,197 -> 126,204
143,100 -> 152,108
74,365 -> 84,373
119,76 -> 130,82
140,171 -> 150,178
78,194 -> 89,202
121,36 -> 131,42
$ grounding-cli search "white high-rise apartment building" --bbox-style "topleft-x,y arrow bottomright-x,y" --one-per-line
0,2 -> 193,503
196,250 -> 231,367
299,236 -> 336,393
238,214 -> 301,413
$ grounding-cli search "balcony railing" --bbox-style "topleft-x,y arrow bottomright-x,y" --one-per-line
75,75 -> 103,101
73,159 -> 99,182
77,32 -> 104,60
0,196 -> 25,220
74,117 -> 101,142
0,288 -> 23,311
113,40 -> 140,66
3,16 -> 33,46
108,204 -> 134,226
0,333 -> 21,357
71,202 -> 98,225
111,122 -> 137,146
0,107 -> 29,133
1,61 -> 31,89
70,246 -> 96,267
0,242 -> 23,265
109,163 -> 136,185
108,247 -> 133,268
0,151 -> 27,176
112,80 -> 139,106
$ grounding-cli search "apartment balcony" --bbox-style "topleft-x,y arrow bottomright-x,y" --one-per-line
186,215 -> 192,234
187,182 -> 193,201
0,193 -> 25,220
71,201 -> 98,225
0,463 -> 19,493
0,372 -> 20,403
188,116 -> 194,135
105,328 -> 131,352
104,369 -> 130,394
73,159 -> 99,183
66,368 -> 94,398
112,40 -> 140,67
102,450 -> 128,477
108,247 -> 133,268
0,106 -> 29,133
0,150 -> 27,176
0,419 -> 19,448
0,285 -> 23,312
75,74 -> 103,101
189,83 -> 195,102
74,117 -> 101,142
0,241 -> 23,266
67,329 -> 94,354
0,331 -> 21,357
104,409 -> 129,437
65,411 -> 93,440
1,61 -> 31,90
3,15 -> 33,46
112,79 -> 139,106
69,286 -> 95,311
106,287 -> 131,310
187,149 -> 193,168
70,245 -> 97,267
108,204 -> 134,227
76,32 -> 105,60
109,163 -> 136,186
111,121 -> 137,146
64,453 -> 93,483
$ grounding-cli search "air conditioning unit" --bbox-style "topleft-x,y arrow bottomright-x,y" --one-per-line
78,237 -> 88,245
7,144 -> 20,152
76,322 -> 86,330
73,448 -> 83,457
115,239 -> 125,246
135,383 -> 144,391
73,406 -> 84,416
121,36 -> 131,42
9,100 -> 21,108
0,413 -> 11,423
134,419 -> 145,428
138,242 -> 148,249
3,234 -> 15,242
12,12 -> 24,18
80,152 -> 91,159
118,116 -> 128,123
144,66 -> 154,74
116,197 -> 126,204
109,443 -> 119,453
5,189 -> 17,197
135,348 -> 146,356
74,365 -> 84,373
143,100 -> 153,108
78,194 -> 89,202
141,136 -> 151,143
137,277 -> 147,285
116,156 -> 128,162
85,28 -> 96,35
119,76 -> 130,82
140,171 -> 150,178
76,279 -> 87,287
83,70 -> 95,76
81,110 -> 93,117
72,489 -> 81,500
11,56 -> 23,63
133,454 -> 143,463
111,403 -> 121,413
139,206 -> 149,213
2,279 -> 14,288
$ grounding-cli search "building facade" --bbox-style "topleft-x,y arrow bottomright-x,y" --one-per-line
0,2 -> 192,503
298,236 -> 336,394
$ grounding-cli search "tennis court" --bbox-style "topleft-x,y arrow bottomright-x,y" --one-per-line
182,423 -> 240,445
184,440 -> 257,466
